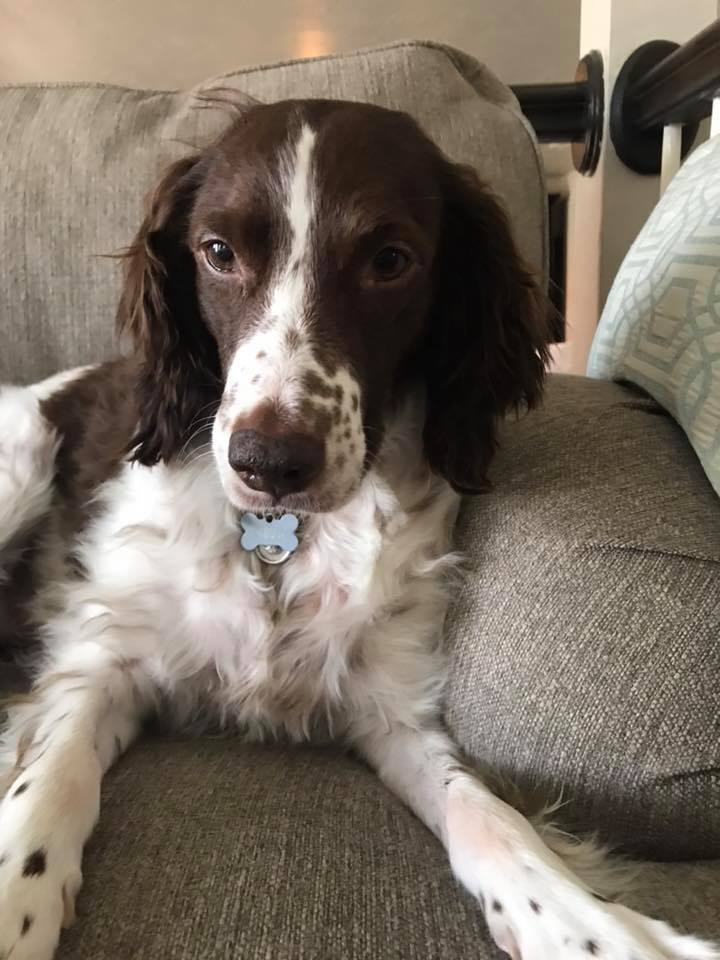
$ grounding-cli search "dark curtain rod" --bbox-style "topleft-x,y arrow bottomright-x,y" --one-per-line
511,17 -> 720,176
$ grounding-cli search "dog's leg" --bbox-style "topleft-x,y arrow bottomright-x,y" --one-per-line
0,651 -> 155,960
353,721 -> 719,960
0,386 -> 59,560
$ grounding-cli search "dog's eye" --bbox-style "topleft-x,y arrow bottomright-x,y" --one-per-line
372,246 -> 411,282
204,239 -> 236,273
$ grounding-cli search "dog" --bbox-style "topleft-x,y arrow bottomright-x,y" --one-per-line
0,99 -> 716,960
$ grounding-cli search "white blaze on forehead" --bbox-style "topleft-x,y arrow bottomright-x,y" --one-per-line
266,121 -> 317,334
221,122 -> 318,420
286,124 -> 315,274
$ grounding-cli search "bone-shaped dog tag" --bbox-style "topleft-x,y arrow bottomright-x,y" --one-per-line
239,513 -> 299,565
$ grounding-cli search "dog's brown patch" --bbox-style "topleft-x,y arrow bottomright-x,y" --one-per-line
22,849 -> 46,877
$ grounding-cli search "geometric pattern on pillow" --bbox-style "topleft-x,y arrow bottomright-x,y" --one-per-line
588,135 -> 720,497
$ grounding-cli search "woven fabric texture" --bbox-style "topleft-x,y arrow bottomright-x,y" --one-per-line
447,374 -> 720,859
0,40 -> 545,384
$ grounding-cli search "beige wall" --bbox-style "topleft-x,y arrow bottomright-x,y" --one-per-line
0,0 -> 580,89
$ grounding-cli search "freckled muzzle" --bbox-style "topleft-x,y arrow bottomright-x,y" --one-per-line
213,313 -> 368,508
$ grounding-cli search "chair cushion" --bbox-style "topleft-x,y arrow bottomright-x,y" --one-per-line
0,41 -> 545,384
58,737 -> 495,960
588,135 -> 720,498
51,735 -> 720,959
445,373 -> 720,860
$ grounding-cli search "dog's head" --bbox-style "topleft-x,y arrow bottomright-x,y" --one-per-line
118,99 -> 549,512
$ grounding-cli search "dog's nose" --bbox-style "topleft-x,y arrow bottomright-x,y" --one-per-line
228,429 -> 325,499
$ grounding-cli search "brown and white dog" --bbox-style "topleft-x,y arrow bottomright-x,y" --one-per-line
0,100 -> 716,960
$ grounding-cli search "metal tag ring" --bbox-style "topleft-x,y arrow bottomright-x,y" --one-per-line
255,544 -> 293,565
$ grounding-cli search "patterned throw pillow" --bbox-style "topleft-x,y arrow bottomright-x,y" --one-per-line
588,135 -> 720,497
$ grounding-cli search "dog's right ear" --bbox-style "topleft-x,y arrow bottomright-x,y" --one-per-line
117,154 -> 221,466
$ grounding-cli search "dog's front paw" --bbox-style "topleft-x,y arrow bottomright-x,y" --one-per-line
477,876 -> 719,960
446,779 -> 719,960
0,845 -> 81,960
0,772 -> 82,960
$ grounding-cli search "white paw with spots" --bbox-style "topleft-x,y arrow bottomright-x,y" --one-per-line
446,779 -> 719,960
0,845 -> 80,960
477,874 -> 719,960
0,777 -> 85,960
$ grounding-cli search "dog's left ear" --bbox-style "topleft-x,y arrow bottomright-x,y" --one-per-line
423,163 -> 551,494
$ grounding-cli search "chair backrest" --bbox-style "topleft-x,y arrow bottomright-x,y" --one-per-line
0,41 -> 546,384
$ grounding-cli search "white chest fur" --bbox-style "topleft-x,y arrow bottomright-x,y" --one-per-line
45,407 -> 460,742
